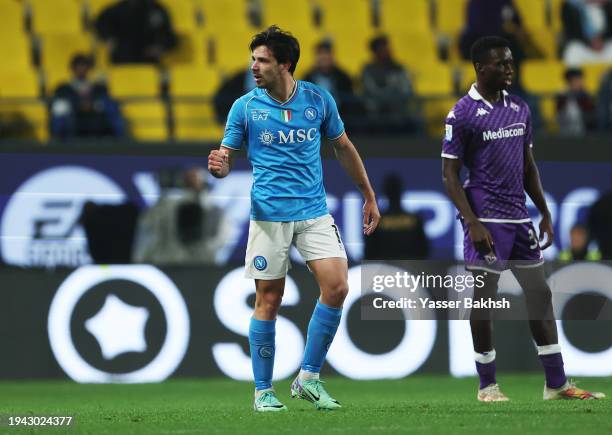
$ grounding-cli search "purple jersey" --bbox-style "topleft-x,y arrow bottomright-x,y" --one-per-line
442,84 -> 533,222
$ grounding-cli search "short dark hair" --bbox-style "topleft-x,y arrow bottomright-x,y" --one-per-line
250,25 -> 300,74
470,36 -> 510,65
70,53 -> 93,70
564,67 -> 583,81
369,35 -> 389,53
316,39 -> 333,52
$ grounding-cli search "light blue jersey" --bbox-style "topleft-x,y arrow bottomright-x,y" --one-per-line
222,80 -> 345,221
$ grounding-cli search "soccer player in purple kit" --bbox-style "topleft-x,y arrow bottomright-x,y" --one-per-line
442,36 -> 605,402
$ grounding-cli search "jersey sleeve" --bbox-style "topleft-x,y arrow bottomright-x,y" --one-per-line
524,104 -> 533,149
441,105 -> 469,160
221,98 -> 246,150
320,88 -> 345,140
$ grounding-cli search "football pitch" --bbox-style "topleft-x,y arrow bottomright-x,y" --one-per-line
1,375 -> 610,434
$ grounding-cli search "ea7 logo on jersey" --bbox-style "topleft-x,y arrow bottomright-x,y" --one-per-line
278,128 -> 317,144
476,108 -> 489,117
251,109 -> 270,121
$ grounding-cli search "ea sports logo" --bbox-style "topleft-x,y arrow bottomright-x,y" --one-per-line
0,166 -> 126,267
47,265 -> 190,383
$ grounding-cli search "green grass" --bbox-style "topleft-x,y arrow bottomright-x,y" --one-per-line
0,375 -> 610,434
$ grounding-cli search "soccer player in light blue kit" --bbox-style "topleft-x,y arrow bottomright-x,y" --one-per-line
208,26 -> 380,412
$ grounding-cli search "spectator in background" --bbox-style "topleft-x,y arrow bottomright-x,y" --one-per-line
95,0 -> 177,64
364,174 -> 429,260
361,35 -> 417,133
50,54 -> 124,138
561,0 -> 612,65
213,69 -> 255,124
558,223 -> 601,261
556,68 -> 597,136
304,41 -> 354,108
597,67 -> 612,130
132,166 -> 229,265
588,188 -> 612,259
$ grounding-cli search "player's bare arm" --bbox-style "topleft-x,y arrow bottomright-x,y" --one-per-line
442,158 -> 494,253
523,147 -> 554,249
208,146 -> 236,178
332,132 -> 380,235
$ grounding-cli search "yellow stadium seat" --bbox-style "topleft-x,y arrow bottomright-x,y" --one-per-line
389,31 -> 437,68
170,65 -> 221,97
411,62 -> 453,97
380,0 -> 430,33
0,69 -> 40,99
539,95 -> 558,133
514,0 -> 546,32
41,35 -> 92,94
521,60 -> 565,94
158,0 -> 198,33
436,0 -> 467,35
107,65 -> 159,98
261,0 -> 314,31
0,0 -> 26,37
583,63 -> 612,94
0,102 -> 49,141
162,32 -> 208,66
327,30 -> 375,78
173,101 -> 224,141
550,0 -> 564,33
213,33 -> 254,75
86,0 -> 119,19
319,0 -> 372,32
30,0 -> 83,35
423,97 -> 459,137
122,101 -> 168,141
528,28 -> 557,59
198,0 -> 253,32
0,35 -> 32,71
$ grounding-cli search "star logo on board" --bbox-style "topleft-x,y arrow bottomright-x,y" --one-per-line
85,294 -> 149,360
259,129 -> 276,145
476,108 -> 489,117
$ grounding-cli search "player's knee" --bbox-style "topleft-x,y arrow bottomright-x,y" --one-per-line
255,292 -> 283,316
323,281 -> 349,305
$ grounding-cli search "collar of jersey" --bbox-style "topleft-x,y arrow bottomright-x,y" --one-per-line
468,83 -> 509,109
264,79 -> 299,105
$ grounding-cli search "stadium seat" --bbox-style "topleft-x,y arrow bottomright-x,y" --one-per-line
107,65 -> 160,98
521,60 -> 566,94
411,62 -> 453,97
0,0 -> 26,37
170,65 -> 221,98
583,63 -> 612,95
162,32 -> 208,66
122,101 -> 168,141
173,101 -> 224,141
514,0 -> 546,33
41,35 -> 93,94
319,0 -> 372,32
326,30 -> 375,78
528,28 -> 557,60
0,102 -> 48,141
261,0 -> 314,31
158,0 -> 198,33
0,69 -> 40,99
549,0 -> 564,33
29,0 -> 83,35
0,34 -> 32,71
539,95 -> 558,133
198,0 -> 253,32
379,0 -> 430,34
389,31 -> 438,68
435,0 -> 467,36
213,33 -> 254,75
423,97 -> 458,136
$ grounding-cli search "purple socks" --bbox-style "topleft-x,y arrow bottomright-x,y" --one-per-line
538,345 -> 567,389
475,350 -> 497,389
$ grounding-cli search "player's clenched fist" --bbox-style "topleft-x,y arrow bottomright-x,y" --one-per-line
208,149 -> 229,178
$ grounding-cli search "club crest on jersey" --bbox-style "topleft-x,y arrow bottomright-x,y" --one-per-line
304,106 -> 318,121
258,130 -> 276,145
476,108 -> 489,117
251,109 -> 270,121
281,109 -> 292,122
253,255 -> 268,270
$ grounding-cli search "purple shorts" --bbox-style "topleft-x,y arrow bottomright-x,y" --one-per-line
462,220 -> 544,273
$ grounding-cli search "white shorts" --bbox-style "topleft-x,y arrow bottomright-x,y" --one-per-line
245,214 -> 347,279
